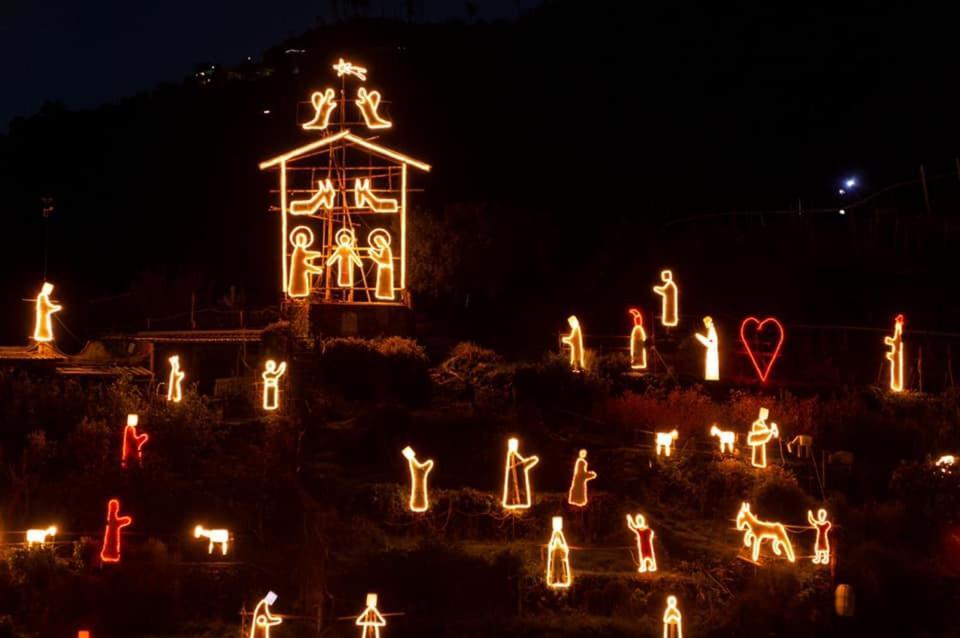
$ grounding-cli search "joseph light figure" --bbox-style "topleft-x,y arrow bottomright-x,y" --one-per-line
502,437 -> 539,510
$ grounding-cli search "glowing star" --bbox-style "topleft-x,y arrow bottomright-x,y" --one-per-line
289,178 -> 336,215
694,315 -> 719,381
561,315 -> 585,372
326,228 -> 364,288
401,446 -> 434,513
655,430 -> 679,457
747,407 -> 779,468
740,316 -> 785,383
884,314 -> 905,392
100,498 -> 132,564
368,229 -> 395,300
355,593 -> 386,638
652,270 -> 678,327
26,526 -> 57,548
121,414 -> 148,469
194,525 -> 230,555
807,508 -> 832,565
261,360 -> 287,411
32,282 -> 62,343
250,591 -> 282,638
662,596 -> 683,638
567,449 -> 597,507
626,513 -> 657,573
302,89 -> 337,131
356,87 -> 392,130
502,437 -> 539,510
166,355 -> 185,403
333,58 -> 368,81
736,502 -> 795,563
287,226 -> 324,298
628,308 -> 648,370
354,178 -> 399,213
546,516 -> 573,589
709,424 -> 735,454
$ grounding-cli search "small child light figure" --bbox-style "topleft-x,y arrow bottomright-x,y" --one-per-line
261,360 -> 287,411
567,449 -> 597,507
502,437 -> 539,510
628,308 -> 647,370
32,282 -> 62,343
327,228 -> 364,288
652,270 -> 678,327
694,315 -> 719,381
747,407 -> 779,468
167,355 -> 185,403
662,595 -> 683,638
250,591 -> 282,638
401,446 -> 434,513
561,315 -> 585,372
121,414 -> 148,469
884,314 -> 905,393
626,513 -> 657,573
807,508 -> 832,565
355,593 -> 387,638
546,516 -> 573,589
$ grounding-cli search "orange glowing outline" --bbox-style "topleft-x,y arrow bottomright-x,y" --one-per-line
662,596 -> 682,638
333,58 -> 368,81
747,408 -> 779,468
100,498 -> 132,564
259,131 -> 430,172
262,360 -> 287,411
368,229 -> 395,300
302,89 -> 337,131
628,308 -> 647,370
194,525 -> 230,555
567,449 -> 597,507
289,178 -> 336,215
502,437 -> 539,510
694,315 -> 719,381
655,430 -> 679,457
326,228 -> 364,288
736,502 -> 795,563
627,513 -> 657,573
32,282 -> 62,343
356,593 -> 386,638
354,178 -> 399,213
401,446 -> 434,513
356,87 -> 392,130
546,516 -> 573,589
561,315 -> 585,372
786,435 -> 813,458
652,270 -> 678,327
167,356 -> 185,403
936,454 -> 956,473
740,316 -> 785,383
250,592 -> 282,638
807,508 -> 831,565
709,424 -> 735,454
26,526 -> 57,548
121,413 -> 148,469
288,226 -> 324,298
884,314 -> 905,392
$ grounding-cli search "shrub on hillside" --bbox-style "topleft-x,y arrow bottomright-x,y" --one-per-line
318,337 -> 431,404
513,354 -> 608,413
433,342 -> 513,404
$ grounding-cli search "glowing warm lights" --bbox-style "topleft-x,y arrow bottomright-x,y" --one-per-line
747,407 -> 779,468
567,449 -> 597,507
100,498 -> 132,564
289,178 -> 336,215
261,360 -> 287,411
368,229 -> 395,300
302,89 -> 337,131
740,316 -> 785,383
32,282 -> 62,343
333,58 -> 368,81
546,516 -> 573,589
287,226 -> 324,297
662,596 -> 683,638
736,502 -> 795,563
807,508 -> 832,565
652,270 -> 678,327
655,430 -> 679,457
561,315 -> 585,372
709,424 -> 735,454
628,308 -> 647,370
121,413 -> 148,469
626,513 -> 657,573
354,178 -> 399,213
327,228 -> 364,288
356,87 -> 393,129
884,314 -> 905,392
78,632 -> 91,638
936,454 -> 956,473
786,435 -> 813,458
194,525 -> 230,556
26,526 -> 57,548
167,355 -> 185,403
401,446 -> 434,513
356,593 -> 386,638
250,591 -> 282,638
502,437 -> 539,510
694,315 -> 719,381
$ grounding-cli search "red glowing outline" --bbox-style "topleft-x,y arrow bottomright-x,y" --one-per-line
739,316 -> 785,383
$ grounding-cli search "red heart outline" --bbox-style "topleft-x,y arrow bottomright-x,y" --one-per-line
739,317 -> 785,383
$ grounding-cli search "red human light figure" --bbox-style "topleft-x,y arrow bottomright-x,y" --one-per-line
627,513 -> 657,573
808,508 -> 832,565
121,414 -> 148,469
628,308 -> 647,370
100,499 -> 132,563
